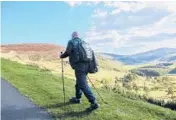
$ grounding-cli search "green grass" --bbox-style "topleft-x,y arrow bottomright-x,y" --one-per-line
1,58 -> 176,120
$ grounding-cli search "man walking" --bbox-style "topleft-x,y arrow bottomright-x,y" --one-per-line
60,31 -> 99,111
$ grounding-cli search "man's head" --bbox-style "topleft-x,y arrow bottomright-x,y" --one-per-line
72,31 -> 79,39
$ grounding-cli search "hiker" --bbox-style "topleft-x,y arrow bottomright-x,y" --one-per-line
60,31 -> 99,111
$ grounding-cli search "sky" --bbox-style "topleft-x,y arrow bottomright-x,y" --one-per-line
1,1 -> 176,55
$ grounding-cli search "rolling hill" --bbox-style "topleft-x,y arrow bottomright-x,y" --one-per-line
1,43 -> 176,107
1,58 -> 176,120
0,43 -> 127,81
101,48 -> 176,65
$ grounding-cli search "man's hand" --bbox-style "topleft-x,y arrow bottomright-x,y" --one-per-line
59,52 -> 63,58
59,51 -> 69,58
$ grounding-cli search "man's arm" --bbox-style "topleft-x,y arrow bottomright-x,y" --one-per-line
60,40 -> 72,58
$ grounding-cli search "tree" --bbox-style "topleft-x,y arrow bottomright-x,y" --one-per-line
167,87 -> 174,99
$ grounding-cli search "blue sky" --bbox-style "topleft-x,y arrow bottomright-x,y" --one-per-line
2,2 -> 95,46
2,1 -> 176,55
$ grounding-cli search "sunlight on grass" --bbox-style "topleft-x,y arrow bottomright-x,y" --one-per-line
1,58 -> 176,120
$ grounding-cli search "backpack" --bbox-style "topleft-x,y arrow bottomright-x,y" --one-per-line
88,51 -> 98,74
78,40 -> 93,62
71,38 -> 98,73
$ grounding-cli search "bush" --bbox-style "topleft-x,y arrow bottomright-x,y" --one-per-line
123,73 -> 138,82
167,87 -> 175,98
27,63 -> 40,68
131,67 -> 169,77
29,54 -> 41,61
40,67 -> 51,72
132,83 -> 139,91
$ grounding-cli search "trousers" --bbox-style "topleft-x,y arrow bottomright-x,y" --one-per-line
74,62 -> 96,104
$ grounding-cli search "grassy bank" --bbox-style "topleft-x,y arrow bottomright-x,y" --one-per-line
1,58 -> 176,120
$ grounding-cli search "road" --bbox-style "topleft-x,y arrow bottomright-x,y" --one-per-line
1,78 -> 53,120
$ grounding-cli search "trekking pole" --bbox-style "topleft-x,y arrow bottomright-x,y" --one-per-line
87,76 -> 108,104
61,52 -> 66,109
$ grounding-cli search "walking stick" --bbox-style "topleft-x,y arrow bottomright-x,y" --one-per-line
61,52 -> 66,109
87,76 -> 108,104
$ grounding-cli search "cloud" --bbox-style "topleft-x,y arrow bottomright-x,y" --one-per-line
87,13 -> 176,45
65,1 -> 176,14
65,1 -> 82,7
91,8 -> 169,30
134,38 -> 176,54
85,27 -> 127,52
85,2 -> 176,54
65,1 -> 176,54
103,1 -> 176,15
126,13 -> 176,38
86,1 -> 101,6
65,1 -> 101,7
91,9 -> 108,18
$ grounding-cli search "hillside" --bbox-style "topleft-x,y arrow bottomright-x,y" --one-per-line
1,43 -> 65,60
0,43 -> 127,81
1,58 -> 176,120
101,48 -> 176,65
1,43 -> 176,107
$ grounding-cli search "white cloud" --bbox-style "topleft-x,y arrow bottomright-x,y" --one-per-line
134,38 -> 176,54
87,13 -> 176,47
85,27 -> 126,50
65,1 -> 176,14
127,13 -> 176,38
65,1 -> 176,54
91,9 -> 108,18
86,1 -> 101,6
65,1 -> 82,7
104,2 -> 176,15
85,2 -> 176,54
65,1 -> 102,7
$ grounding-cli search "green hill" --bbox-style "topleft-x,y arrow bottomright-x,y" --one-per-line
1,58 -> 176,120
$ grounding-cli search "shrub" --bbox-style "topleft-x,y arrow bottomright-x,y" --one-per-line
167,87 -> 175,99
29,54 -> 41,61
123,73 -> 138,82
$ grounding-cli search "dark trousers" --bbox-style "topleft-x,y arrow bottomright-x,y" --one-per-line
74,63 -> 96,104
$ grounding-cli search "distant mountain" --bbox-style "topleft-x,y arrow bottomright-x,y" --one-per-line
101,48 -> 176,65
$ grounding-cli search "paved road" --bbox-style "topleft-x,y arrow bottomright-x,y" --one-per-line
1,78 -> 53,120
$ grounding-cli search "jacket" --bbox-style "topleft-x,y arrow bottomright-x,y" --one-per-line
60,37 -> 82,69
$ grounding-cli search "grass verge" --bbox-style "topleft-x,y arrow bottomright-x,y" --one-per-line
1,58 -> 176,120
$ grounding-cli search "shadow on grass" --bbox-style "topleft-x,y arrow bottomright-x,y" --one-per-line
55,109 -> 92,119
45,101 -> 92,119
45,101 -> 71,109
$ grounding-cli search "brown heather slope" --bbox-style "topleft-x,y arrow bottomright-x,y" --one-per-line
1,43 -> 126,82
1,43 -> 64,55
1,43 -> 65,60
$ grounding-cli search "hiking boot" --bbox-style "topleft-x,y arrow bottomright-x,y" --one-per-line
69,97 -> 81,104
87,103 -> 100,111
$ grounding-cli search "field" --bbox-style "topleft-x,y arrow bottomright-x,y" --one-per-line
1,58 -> 176,120
1,44 -> 176,108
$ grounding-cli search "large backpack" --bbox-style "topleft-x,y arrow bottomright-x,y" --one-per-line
71,38 -> 98,73
78,40 -> 93,62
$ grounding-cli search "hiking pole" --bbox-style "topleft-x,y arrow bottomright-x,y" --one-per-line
61,52 -> 66,109
87,76 -> 108,104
